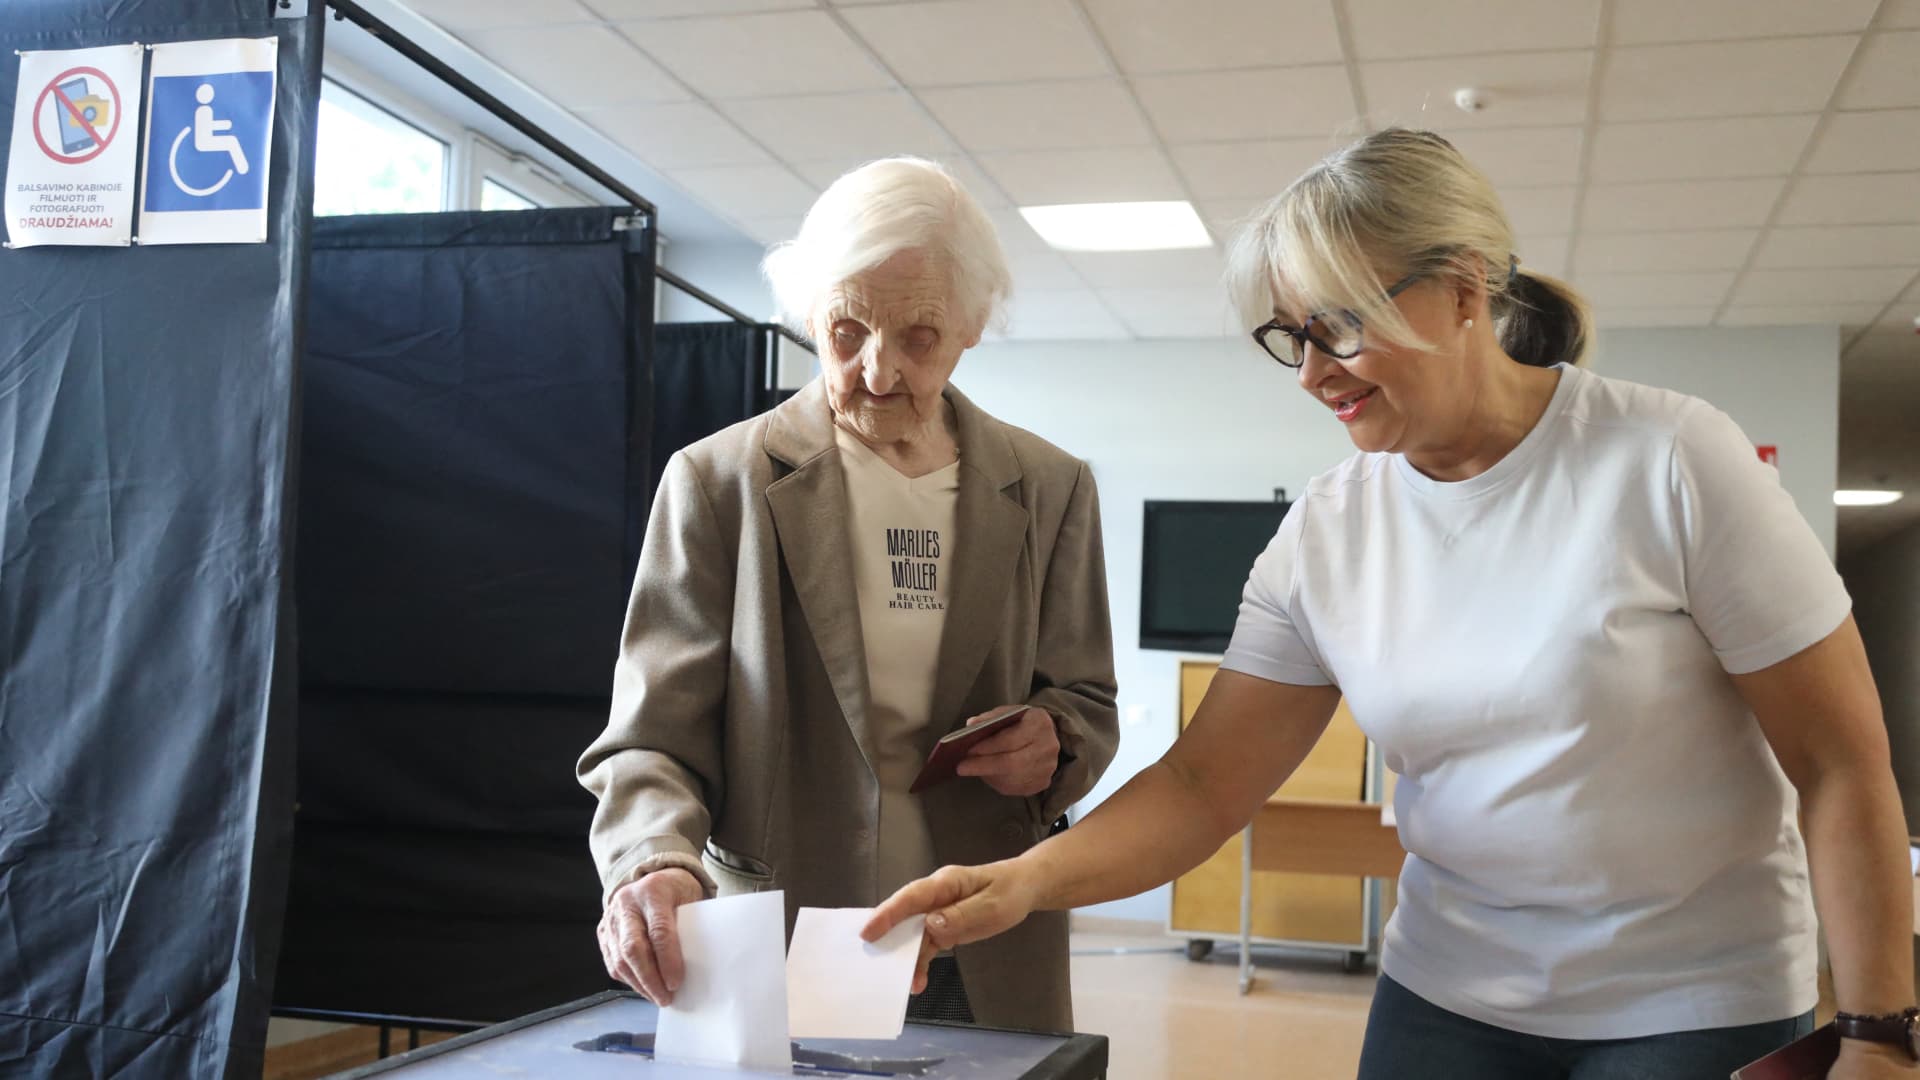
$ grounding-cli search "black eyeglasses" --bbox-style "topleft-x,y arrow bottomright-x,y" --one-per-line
1250,273 -> 1423,368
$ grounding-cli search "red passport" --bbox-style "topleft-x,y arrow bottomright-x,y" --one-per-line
908,705 -> 1030,794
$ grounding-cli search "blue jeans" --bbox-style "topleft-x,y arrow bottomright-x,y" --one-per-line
1357,975 -> 1815,1080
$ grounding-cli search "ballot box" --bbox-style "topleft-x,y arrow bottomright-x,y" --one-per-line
326,991 -> 1108,1079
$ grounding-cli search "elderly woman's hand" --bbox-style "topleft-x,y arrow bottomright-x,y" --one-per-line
955,706 -> 1060,797
597,867 -> 705,1006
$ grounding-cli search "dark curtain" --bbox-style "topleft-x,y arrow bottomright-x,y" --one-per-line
276,208 -> 654,1022
0,3 -> 323,1078
650,321 -> 777,492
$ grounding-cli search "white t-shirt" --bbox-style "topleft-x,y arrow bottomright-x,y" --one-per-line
1221,364 -> 1851,1039
836,426 -> 959,896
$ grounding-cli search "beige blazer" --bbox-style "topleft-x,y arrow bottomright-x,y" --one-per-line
579,378 -> 1119,1032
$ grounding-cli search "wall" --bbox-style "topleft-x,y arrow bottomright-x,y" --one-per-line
955,325 -> 1843,924
1841,521 -> 1920,836
657,238 -> 779,324
1591,325 -> 1839,555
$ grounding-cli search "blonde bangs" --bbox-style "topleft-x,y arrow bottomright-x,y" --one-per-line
1226,168 -> 1429,352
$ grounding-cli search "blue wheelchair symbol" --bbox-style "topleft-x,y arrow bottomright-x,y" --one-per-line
144,72 -> 273,214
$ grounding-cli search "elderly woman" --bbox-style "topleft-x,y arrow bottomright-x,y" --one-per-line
578,157 -> 1118,1033
865,130 -> 1915,1080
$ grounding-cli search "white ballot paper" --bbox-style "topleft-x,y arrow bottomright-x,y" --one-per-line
786,908 -> 926,1040
654,891 -> 792,1072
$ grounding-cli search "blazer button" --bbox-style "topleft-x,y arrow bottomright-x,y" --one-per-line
999,820 -> 1025,841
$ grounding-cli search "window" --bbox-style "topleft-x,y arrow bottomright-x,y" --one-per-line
480,179 -> 536,211
469,137 -> 589,210
314,78 -> 448,216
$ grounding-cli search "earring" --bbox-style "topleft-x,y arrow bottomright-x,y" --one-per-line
1464,318 -> 1475,329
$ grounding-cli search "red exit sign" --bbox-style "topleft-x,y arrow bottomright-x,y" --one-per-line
1757,445 -> 1778,466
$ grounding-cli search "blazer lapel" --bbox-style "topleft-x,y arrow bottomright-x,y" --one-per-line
763,382 -> 877,774
921,384 -> 1028,760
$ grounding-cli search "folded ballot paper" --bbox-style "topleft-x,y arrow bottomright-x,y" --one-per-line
651,892 -> 928,1070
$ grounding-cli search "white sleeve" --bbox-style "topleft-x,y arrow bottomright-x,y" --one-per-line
1219,498 -> 1334,687
1670,401 -> 1852,675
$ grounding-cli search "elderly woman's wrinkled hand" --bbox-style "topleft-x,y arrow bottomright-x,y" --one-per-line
954,706 -> 1060,797
597,867 -> 705,1006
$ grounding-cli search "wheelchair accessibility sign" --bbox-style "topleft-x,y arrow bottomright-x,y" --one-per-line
139,37 -> 278,245
4,44 -> 144,247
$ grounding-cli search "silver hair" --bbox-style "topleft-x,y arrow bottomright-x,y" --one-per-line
763,157 -> 1012,340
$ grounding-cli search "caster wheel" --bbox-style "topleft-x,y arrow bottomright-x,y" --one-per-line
1342,950 -> 1369,974
1185,939 -> 1214,962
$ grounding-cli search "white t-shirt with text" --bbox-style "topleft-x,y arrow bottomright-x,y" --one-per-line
837,426 -> 959,896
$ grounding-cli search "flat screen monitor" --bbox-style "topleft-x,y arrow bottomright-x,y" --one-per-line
1139,499 -> 1290,653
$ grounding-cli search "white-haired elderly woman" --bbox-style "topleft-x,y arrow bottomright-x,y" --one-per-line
579,157 -> 1119,1033
864,130 -> 1916,1080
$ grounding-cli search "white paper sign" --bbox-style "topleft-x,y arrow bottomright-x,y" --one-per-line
4,44 -> 144,247
654,891 -> 792,1072
787,908 -> 925,1040
137,37 -> 277,246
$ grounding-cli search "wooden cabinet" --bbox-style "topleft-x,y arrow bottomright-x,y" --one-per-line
1168,660 -> 1376,951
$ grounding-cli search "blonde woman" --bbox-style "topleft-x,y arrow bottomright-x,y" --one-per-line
865,130 -> 1915,1079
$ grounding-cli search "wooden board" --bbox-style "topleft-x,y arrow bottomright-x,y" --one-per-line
1169,661 -> 1368,946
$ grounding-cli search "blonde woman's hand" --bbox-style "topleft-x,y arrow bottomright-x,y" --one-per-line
861,859 -> 1041,992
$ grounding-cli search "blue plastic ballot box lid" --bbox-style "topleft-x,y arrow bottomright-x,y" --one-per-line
324,991 -> 1108,1079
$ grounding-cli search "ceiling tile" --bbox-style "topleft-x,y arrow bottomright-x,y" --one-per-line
788,155 -> 1009,210
1344,0 -> 1598,60
1720,305 -> 1892,328
1066,249 -> 1227,290
1443,127 -> 1584,188
720,92 -> 952,163
669,163 -> 819,220
1136,66 -> 1357,142
1170,139 -> 1335,200
1611,0 -> 1877,44
1198,197 -> 1270,237
999,289 -> 1131,340
1839,31 -> 1920,109
577,102 -> 771,169
1731,267 -> 1915,307
1518,235 -> 1570,278
1577,272 -> 1735,308
1580,178 -> 1785,232
1083,0 -> 1341,74
841,0 -> 1108,87
1778,174 -> 1920,225
468,24 -> 689,105
1003,248 -> 1091,291
1755,226 -> 1920,269
1500,186 -> 1578,236
403,0 -> 595,32
1574,230 -> 1758,274
1100,287 -> 1238,338
738,215 -> 804,245
1600,38 -> 1855,121
625,11 -> 890,99
922,79 -> 1153,153
1889,0 -> 1920,28
1587,115 -> 1817,183
588,0 -> 812,15
976,147 -> 1186,205
1806,110 -> 1920,174
1361,51 -> 1591,131
1592,307 -> 1718,328
988,210 -> 1054,254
